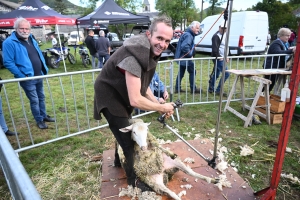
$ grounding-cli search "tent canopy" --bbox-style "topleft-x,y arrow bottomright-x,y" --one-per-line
0,0 -> 75,28
77,0 -> 150,26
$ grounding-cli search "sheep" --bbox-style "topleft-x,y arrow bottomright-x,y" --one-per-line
118,119 -> 218,200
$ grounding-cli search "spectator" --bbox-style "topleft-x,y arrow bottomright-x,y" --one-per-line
50,34 -> 57,47
85,30 -> 99,69
263,27 -> 296,92
95,30 -> 111,68
175,21 -> 202,94
150,71 -> 169,103
3,17 -> 55,129
208,21 -> 230,97
0,78 -> 19,136
107,32 -> 113,41
93,16 -> 174,191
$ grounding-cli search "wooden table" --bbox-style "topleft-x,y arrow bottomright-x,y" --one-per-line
224,69 -> 292,127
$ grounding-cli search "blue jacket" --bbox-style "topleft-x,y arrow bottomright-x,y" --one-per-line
3,32 -> 48,78
149,72 -> 165,94
263,39 -> 293,69
174,28 -> 196,66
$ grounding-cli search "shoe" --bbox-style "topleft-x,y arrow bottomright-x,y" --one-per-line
175,89 -> 185,93
37,121 -> 48,129
43,115 -> 55,122
114,160 -> 122,167
208,89 -> 214,93
215,91 -> 228,97
252,114 -> 262,125
5,130 -> 20,136
190,88 -> 203,94
135,178 -> 153,192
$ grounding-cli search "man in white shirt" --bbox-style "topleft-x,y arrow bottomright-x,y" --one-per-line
208,21 -> 230,97
50,34 -> 57,47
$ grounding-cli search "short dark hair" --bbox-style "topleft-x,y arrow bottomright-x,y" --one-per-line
149,15 -> 172,34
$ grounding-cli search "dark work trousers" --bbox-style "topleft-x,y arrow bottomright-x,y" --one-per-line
263,74 -> 278,92
102,108 -> 136,185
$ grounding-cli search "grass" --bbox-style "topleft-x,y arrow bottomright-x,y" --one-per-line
0,41 -> 300,199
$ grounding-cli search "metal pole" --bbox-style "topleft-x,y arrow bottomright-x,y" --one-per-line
164,123 -> 210,162
211,0 -> 233,165
201,0 -> 204,22
56,24 -> 67,72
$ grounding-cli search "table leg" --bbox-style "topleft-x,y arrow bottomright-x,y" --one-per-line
240,76 -> 246,111
224,75 -> 239,112
244,82 -> 265,127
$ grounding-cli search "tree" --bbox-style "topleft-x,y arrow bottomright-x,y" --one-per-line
206,0 -> 226,15
54,0 -> 67,14
253,0 -> 298,37
156,0 -> 198,29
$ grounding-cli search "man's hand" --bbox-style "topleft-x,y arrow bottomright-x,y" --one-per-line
160,102 -> 175,118
158,98 -> 165,104
163,90 -> 169,100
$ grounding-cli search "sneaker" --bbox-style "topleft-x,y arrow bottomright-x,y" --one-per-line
215,91 -> 228,97
114,159 -> 122,167
5,130 -> 20,136
208,89 -> 214,94
37,121 -> 48,129
135,178 -> 153,192
252,114 -> 262,125
43,115 -> 55,122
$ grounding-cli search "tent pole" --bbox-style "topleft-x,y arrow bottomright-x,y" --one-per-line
56,24 -> 67,72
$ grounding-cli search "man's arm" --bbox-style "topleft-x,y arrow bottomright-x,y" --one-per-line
211,34 -> 220,57
180,34 -> 193,57
125,71 -> 174,114
2,41 -> 25,78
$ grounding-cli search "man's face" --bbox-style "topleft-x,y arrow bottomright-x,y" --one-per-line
191,24 -> 200,35
16,21 -> 31,40
146,22 -> 173,57
90,31 -> 94,36
219,26 -> 227,35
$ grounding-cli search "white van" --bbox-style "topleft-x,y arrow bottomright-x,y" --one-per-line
122,33 -> 134,41
195,11 -> 269,55
67,31 -> 84,46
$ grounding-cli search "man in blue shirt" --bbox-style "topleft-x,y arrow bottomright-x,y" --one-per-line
3,18 -> 55,129
174,21 -> 202,94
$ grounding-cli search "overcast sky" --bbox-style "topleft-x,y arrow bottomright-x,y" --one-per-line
71,0 -> 288,12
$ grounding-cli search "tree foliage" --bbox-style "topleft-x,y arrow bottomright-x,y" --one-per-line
206,0 -> 226,15
155,0 -> 198,29
253,1 -> 298,36
53,0 -> 67,14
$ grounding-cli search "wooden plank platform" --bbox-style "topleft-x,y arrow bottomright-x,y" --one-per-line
101,139 -> 258,200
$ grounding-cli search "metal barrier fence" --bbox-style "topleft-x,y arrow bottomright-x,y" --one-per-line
0,53 -> 290,198
0,128 -> 41,200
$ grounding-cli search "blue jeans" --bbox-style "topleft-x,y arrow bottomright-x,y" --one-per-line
20,79 -> 47,122
209,60 -> 230,92
0,96 -> 8,133
91,53 -> 99,69
175,61 -> 197,91
98,54 -> 110,69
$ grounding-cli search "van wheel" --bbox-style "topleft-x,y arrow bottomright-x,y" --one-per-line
48,56 -> 60,69
68,54 -> 76,64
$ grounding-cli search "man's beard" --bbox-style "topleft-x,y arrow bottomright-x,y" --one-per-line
17,30 -> 29,39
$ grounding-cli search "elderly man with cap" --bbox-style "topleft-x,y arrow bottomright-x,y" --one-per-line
208,21 -> 230,97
